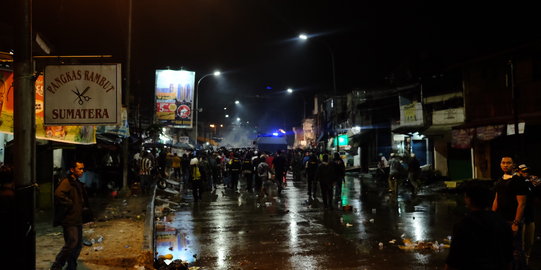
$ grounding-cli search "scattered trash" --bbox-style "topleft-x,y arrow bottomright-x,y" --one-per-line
342,205 -> 353,211
401,233 -> 407,239
96,235 -> 104,243
371,208 -> 376,214
346,223 -> 353,227
93,246 -> 103,251
83,239 -> 93,246
158,254 -> 174,260
369,218 -> 375,223
398,238 -> 449,251
388,239 -> 397,244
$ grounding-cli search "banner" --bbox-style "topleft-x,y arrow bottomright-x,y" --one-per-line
44,64 -> 122,125
0,71 -> 96,144
96,107 -> 130,137
398,96 -> 423,127
155,70 -> 195,128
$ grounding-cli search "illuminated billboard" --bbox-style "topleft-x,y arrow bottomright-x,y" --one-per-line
155,69 -> 195,128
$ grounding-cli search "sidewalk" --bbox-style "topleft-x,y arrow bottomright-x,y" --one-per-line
35,192 -> 155,270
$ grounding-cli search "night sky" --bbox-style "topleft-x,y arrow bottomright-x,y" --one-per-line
2,0 -> 540,132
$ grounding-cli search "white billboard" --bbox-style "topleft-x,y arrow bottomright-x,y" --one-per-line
155,69 -> 195,128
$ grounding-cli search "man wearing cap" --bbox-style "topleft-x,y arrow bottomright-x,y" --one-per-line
492,156 -> 528,268
517,164 -> 540,266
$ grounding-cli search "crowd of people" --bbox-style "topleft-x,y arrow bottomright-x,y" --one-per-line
130,147 -> 347,208
376,152 -> 422,197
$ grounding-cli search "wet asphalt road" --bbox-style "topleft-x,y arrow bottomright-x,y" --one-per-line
154,173 -> 469,270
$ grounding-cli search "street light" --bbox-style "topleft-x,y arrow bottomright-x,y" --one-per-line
286,88 -> 307,119
235,100 -> 240,104
298,33 -> 336,94
195,70 -> 221,147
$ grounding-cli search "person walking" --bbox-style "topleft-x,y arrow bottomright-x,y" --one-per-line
445,182 -> 513,270
273,151 -> 288,194
332,152 -> 346,202
377,153 -> 389,184
408,153 -> 421,195
305,153 -> 319,199
517,164 -> 541,266
242,153 -> 255,192
388,153 -> 402,196
315,154 -> 334,209
138,152 -> 153,194
51,161 -> 93,270
228,153 -> 241,191
171,153 -> 181,180
190,156 -> 202,202
492,156 -> 529,269
256,156 -> 271,198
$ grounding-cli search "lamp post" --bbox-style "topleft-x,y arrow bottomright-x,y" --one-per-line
195,71 -> 220,148
298,33 -> 336,94
287,88 -> 307,119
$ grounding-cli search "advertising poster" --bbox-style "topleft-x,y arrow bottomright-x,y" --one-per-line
155,70 -> 195,128
44,64 -> 122,125
0,71 -> 96,144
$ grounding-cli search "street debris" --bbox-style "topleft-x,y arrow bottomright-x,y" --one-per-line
397,238 -> 449,251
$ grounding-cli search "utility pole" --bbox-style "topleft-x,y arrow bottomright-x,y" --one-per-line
13,0 -> 36,269
121,0 -> 133,196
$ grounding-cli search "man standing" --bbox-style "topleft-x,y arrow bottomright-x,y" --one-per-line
445,182 -> 513,270
516,164 -> 540,266
315,154 -> 334,209
492,156 -> 529,269
51,161 -> 92,270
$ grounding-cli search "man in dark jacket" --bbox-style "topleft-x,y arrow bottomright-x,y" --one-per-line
445,182 -> 513,270
333,152 -> 346,201
305,153 -> 319,199
315,154 -> 334,209
51,161 -> 92,270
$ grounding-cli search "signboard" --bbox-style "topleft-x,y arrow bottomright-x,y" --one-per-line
0,71 -> 96,144
399,96 -> 424,127
155,70 -> 195,128
44,64 -> 122,125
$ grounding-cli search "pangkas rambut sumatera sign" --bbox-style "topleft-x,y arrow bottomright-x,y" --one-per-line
44,64 -> 121,125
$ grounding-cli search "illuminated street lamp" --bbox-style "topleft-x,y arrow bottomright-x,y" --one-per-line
195,70 -> 221,146
298,33 -> 336,94
286,88 -> 307,119
235,100 -> 240,104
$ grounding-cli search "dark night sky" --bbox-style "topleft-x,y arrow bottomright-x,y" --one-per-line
2,0 -> 540,132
